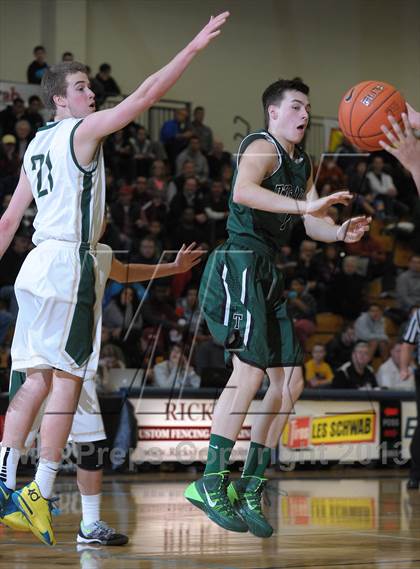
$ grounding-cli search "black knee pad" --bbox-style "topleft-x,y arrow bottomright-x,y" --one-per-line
76,440 -> 107,471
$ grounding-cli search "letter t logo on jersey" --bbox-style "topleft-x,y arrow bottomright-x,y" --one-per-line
232,313 -> 243,330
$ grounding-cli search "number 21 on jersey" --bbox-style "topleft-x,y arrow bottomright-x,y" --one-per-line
31,151 -> 53,198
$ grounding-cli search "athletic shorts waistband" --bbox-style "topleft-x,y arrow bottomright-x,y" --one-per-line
35,239 -> 94,252
226,236 -> 276,258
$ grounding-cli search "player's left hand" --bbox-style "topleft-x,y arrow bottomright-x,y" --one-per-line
174,243 -> 204,273
189,12 -> 230,52
379,113 -> 420,172
337,215 -> 371,243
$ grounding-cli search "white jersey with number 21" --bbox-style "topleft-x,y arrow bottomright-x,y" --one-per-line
23,117 -> 105,246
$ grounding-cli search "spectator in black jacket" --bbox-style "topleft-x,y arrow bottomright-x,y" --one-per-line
95,63 -> 121,98
174,160 -> 197,192
326,323 -> 356,371
168,176 -> 206,231
27,45 -> 48,84
203,180 -> 229,245
332,342 -> 377,389
24,95 -> 45,133
86,65 -> 106,108
348,160 -> 368,195
0,98 -> 26,135
110,186 -> 140,242
172,207 -> 207,250
14,120 -> 33,160
294,239 -> 319,289
0,233 -> 31,318
207,139 -> 232,180
327,255 -> 366,319
131,236 -> 159,267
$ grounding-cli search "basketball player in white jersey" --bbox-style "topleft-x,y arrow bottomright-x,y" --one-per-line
6,239 -> 202,546
0,11 -> 229,546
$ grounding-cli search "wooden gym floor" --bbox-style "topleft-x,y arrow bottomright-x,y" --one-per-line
1,470 -> 420,568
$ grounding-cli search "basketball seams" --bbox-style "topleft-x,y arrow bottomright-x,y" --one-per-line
348,81 -> 377,140
356,88 -> 398,138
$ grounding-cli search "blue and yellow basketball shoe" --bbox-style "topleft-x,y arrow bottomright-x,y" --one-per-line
12,481 -> 56,546
0,479 -> 29,531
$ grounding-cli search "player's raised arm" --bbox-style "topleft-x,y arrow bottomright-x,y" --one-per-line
380,113 -> 420,195
233,139 -> 352,216
109,242 -> 203,283
0,168 -> 33,258
76,12 -> 228,151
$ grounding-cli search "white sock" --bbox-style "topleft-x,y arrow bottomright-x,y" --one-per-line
81,493 -> 101,527
0,445 -> 20,490
35,459 -> 60,499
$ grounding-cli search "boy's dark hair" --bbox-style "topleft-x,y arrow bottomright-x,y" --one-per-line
99,63 -> 111,73
33,45 -> 45,54
262,77 -> 310,128
28,95 -> 41,105
41,61 -> 88,110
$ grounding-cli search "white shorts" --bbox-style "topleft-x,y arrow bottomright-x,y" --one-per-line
10,371 -> 106,447
11,240 -> 111,380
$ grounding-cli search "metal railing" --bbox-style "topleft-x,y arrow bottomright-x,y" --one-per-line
101,96 -> 192,138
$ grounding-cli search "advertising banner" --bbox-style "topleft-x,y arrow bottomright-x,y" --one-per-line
401,401 -> 417,461
279,400 -> 380,464
130,397 -> 259,464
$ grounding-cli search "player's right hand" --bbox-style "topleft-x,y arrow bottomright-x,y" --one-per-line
305,191 -> 352,217
379,113 -> 420,173
189,12 -> 230,52
174,243 -> 205,273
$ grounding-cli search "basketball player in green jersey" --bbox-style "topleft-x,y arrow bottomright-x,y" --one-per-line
185,78 -> 371,537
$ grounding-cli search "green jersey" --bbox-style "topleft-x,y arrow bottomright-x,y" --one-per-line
227,131 -> 311,253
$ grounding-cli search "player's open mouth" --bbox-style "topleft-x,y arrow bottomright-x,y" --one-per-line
297,124 -> 306,131
89,103 -> 96,110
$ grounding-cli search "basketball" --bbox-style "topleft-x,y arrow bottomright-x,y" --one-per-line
338,80 -> 407,151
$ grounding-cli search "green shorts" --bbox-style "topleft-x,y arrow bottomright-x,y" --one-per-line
199,239 -> 303,370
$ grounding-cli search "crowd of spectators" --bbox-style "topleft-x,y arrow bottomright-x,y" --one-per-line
0,48 -> 419,393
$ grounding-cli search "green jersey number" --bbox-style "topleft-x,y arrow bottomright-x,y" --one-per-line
31,152 -> 53,198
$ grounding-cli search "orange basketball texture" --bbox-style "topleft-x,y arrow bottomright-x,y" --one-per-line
338,81 -> 406,151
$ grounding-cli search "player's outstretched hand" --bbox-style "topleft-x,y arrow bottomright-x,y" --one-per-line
337,215 -> 371,243
189,12 -> 230,52
379,113 -> 420,174
174,243 -> 204,273
305,191 -> 352,218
